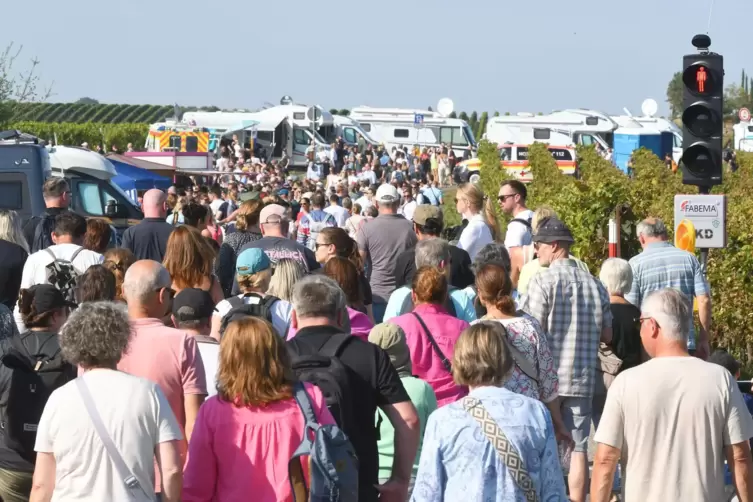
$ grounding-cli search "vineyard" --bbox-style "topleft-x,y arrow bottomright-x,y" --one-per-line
6,103 -> 175,124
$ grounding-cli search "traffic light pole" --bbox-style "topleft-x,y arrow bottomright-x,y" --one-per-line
698,185 -> 710,277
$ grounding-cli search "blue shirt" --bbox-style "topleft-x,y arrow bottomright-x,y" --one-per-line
383,286 -> 477,323
411,386 -> 567,502
626,241 -> 709,350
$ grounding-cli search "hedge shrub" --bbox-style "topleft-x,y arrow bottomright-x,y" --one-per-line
6,122 -> 149,150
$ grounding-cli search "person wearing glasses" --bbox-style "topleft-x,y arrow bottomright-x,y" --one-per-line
497,180 -> 534,287
118,260 -> 207,498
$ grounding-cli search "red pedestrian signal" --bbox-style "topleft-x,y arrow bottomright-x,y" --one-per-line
683,62 -> 716,96
696,66 -> 707,93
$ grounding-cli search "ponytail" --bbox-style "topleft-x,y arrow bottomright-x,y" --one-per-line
483,196 -> 500,242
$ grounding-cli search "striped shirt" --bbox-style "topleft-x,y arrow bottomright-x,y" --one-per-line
625,241 -> 709,350
522,259 -> 612,398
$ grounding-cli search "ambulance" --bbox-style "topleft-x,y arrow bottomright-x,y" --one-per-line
145,123 -> 212,153
454,143 -> 577,184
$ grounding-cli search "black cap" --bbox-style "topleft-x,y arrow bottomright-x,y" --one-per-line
171,288 -> 216,322
27,284 -> 77,311
532,217 -> 574,244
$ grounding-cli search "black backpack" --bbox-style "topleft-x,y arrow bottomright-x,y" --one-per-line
399,286 -> 458,318
31,214 -> 57,253
0,332 -> 74,464
287,333 -> 357,430
220,293 -> 282,336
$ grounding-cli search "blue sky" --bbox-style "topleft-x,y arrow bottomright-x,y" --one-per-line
3,0 -> 750,115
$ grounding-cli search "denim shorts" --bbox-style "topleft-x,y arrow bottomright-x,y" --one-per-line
560,396 -> 592,453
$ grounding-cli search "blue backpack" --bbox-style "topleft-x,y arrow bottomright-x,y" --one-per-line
288,382 -> 359,502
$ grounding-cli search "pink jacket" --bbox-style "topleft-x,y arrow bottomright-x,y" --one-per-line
183,383 -> 334,502
287,307 -> 373,342
391,304 -> 469,407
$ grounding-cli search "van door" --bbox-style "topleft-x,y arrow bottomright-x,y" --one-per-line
70,178 -> 142,230
293,127 -> 310,165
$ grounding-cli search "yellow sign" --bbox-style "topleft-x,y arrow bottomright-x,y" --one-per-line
675,219 -> 698,311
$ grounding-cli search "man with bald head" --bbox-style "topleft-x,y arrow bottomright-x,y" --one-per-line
119,259 -> 207,496
121,189 -> 175,261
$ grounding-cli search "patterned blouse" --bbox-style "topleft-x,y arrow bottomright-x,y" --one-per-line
472,315 -> 559,403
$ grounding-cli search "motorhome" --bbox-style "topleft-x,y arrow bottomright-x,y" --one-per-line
732,120 -> 753,152
182,105 -> 333,166
329,115 -> 379,147
0,132 -> 143,234
485,109 -> 618,151
348,107 -> 477,157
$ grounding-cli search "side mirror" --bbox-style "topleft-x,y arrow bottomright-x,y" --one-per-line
105,201 -> 124,218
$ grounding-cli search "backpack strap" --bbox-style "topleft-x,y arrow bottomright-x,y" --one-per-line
69,246 -> 85,264
44,248 -> 56,262
510,217 -> 532,229
318,332 -> 352,359
410,312 -> 451,373
292,381 -> 319,426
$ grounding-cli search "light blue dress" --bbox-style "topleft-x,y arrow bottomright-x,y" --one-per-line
411,386 -> 566,502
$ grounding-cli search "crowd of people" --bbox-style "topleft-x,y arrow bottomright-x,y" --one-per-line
0,136 -> 750,502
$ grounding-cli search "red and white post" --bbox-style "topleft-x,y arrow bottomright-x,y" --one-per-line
608,218 -> 620,258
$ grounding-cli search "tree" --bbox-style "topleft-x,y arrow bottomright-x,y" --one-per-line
428,106 -> 433,112
494,111 -> 500,117
468,111 -> 478,136
459,112 -> 469,122
0,43 -> 53,125
476,112 -> 489,141
449,111 -> 457,118
75,97 -> 99,105
338,109 -> 350,116
666,71 -> 683,119
329,108 -> 339,115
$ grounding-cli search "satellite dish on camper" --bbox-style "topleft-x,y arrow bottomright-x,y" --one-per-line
280,95 -> 294,105
437,98 -> 454,117
641,98 -> 658,118
306,106 -> 323,125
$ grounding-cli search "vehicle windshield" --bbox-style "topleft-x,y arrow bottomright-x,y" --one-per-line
306,129 -> 329,146
108,181 -> 142,210
355,126 -> 377,144
463,125 -> 477,147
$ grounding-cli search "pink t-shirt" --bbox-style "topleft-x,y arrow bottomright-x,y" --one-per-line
183,383 -> 335,502
117,318 -> 207,490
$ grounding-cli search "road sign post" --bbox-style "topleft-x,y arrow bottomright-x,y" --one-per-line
414,113 -> 425,149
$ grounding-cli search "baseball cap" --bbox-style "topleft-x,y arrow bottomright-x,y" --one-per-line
259,204 -> 287,224
413,205 -> 443,226
172,288 -> 216,322
236,248 -> 271,275
278,188 -> 289,196
26,284 -> 77,311
239,190 -> 260,202
533,217 -> 574,244
375,184 -> 400,204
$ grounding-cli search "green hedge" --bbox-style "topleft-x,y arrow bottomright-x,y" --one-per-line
7,122 -> 149,150
469,142 -> 753,361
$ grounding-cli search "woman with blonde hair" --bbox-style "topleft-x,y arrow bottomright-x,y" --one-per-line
412,321 -> 567,501
455,183 -> 499,261
103,248 -> 137,302
217,199 -> 263,296
166,195 -> 186,225
163,225 -> 223,304
183,317 -> 336,501
266,258 -> 304,302
0,209 -> 29,310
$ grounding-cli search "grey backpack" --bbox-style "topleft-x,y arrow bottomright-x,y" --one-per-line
288,382 -> 359,502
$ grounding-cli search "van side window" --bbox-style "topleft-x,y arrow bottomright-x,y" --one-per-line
78,182 -> 104,215
343,128 -> 357,144
361,123 -> 371,132
185,135 -> 199,152
440,127 -> 469,146
394,129 -> 410,139
294,129 -> 308,146
0,181 -> 24,210
168,135 -> 181,150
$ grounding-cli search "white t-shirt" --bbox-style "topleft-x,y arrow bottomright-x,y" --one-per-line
214,294 -> 293,338
15,243 -> 103,332
504,209 -> 534,248
324,205 -> 350,228
457,214 -> 493,261
594,357 -> 753,502
35,370 -> 182,501
210,198 -> 225,216
195,339 -> 219,397
398,200 -> 417,222
355,196 -> 372,215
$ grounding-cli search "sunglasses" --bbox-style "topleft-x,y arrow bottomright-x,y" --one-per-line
315,242 -> 331,249
498,194 -> 515,202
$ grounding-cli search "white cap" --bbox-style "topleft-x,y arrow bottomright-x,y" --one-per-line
375,184 -> 400,204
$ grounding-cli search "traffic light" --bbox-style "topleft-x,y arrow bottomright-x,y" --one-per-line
680,35 -> 723,187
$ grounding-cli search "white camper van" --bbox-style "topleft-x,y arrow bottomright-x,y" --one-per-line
485,109 -> 618,151
348,106 -> 476,157
329,115 -> 379,147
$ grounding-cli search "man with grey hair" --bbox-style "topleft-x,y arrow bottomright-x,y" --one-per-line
118,260 -> 206,496
591,288 -> 753,502
383,238 -> 476,322
286,275 -> 420,502
626,217 -> 711,359
357,184 -> 417,322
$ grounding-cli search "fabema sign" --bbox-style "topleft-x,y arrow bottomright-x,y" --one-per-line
674,194 -> 727,248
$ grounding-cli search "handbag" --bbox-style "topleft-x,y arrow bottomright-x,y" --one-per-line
76,378 -> 154,501
411,313 -> 452,373
597,342 -> 623,376
462,397 -> 539,502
